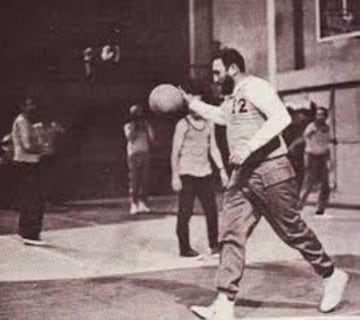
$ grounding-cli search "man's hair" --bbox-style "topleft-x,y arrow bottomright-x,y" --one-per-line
316,106 -> 329,118
215,48 -> 246,73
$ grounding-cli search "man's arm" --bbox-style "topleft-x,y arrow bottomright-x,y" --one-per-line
183,94 -> 227,125
303,122 -> 316,139
244,79 -> 291,153
171,120 -> 187,191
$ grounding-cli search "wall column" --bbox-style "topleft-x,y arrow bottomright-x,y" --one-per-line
188,0 -> 213,80
266,0 -> 277,87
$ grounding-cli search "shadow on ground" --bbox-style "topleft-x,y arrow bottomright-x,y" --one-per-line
0,207 -> 173,236
1,255 -> 359,319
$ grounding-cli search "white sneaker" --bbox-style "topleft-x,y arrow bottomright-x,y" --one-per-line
190,294 -> 235,319
138,200 -> 151,213
22,238 -> 47,246
319,268 -> 349,313
130,203 -> 139,215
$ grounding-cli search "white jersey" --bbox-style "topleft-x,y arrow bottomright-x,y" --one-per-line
220,76 -> 288,159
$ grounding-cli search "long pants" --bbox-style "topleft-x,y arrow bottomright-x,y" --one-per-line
299,153 -> 330,212
177,175 -> 218,253
215,156 -> 334,299
128,152 -> 150,204
15,161 -> 45,240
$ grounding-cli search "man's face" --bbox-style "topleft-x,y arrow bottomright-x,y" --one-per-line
315,109 -> 327,124
212,58 -> 227,85
212,58 -> 234,94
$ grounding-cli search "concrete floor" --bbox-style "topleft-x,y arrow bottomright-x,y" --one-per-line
0,200 -> 360,319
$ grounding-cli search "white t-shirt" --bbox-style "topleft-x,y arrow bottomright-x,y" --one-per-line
11,114 -> 40,163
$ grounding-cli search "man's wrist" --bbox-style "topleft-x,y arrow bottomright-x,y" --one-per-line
188,98 -> 199,112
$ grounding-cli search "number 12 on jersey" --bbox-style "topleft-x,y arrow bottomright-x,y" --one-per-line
232,98 -> 248,114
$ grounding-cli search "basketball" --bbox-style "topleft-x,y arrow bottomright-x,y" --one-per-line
148,84 -> 184,113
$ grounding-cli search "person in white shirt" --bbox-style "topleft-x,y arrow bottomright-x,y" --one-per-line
171,104 -> 228,257
11,98 -> 46,246
124,104 -> 154,215
297,107 -> 332,215
180,49 -> 348,319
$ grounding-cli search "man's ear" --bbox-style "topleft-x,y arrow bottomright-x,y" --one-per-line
228,63 -> 238,76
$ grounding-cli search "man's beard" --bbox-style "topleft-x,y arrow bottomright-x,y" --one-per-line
220,76 -> 234,95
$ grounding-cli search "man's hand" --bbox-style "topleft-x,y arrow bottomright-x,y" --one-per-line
178,86 -> 196,105
171,175 -> 182,192
229,144 -> 252,166
219,168 -> 229,188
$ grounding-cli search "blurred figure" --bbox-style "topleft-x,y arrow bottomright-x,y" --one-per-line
171,105 -> 228,257
297,107 -> 333,215
101,44 -> 120,63
124,104 -> 154,215
35,121 -> 66,210
11,98 -> 46,245
83,47 -> 95,82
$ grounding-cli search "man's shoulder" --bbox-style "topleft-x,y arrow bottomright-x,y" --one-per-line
244,76 -> 269,89
237,76 -> 274,99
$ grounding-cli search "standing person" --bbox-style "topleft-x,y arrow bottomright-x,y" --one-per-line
124,104 -> 154,215
297,106 -> 333,215
11,98 -> 46,246
83,47 -> 95,82
179,49 -> 348,319
171,107 -> 228,258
